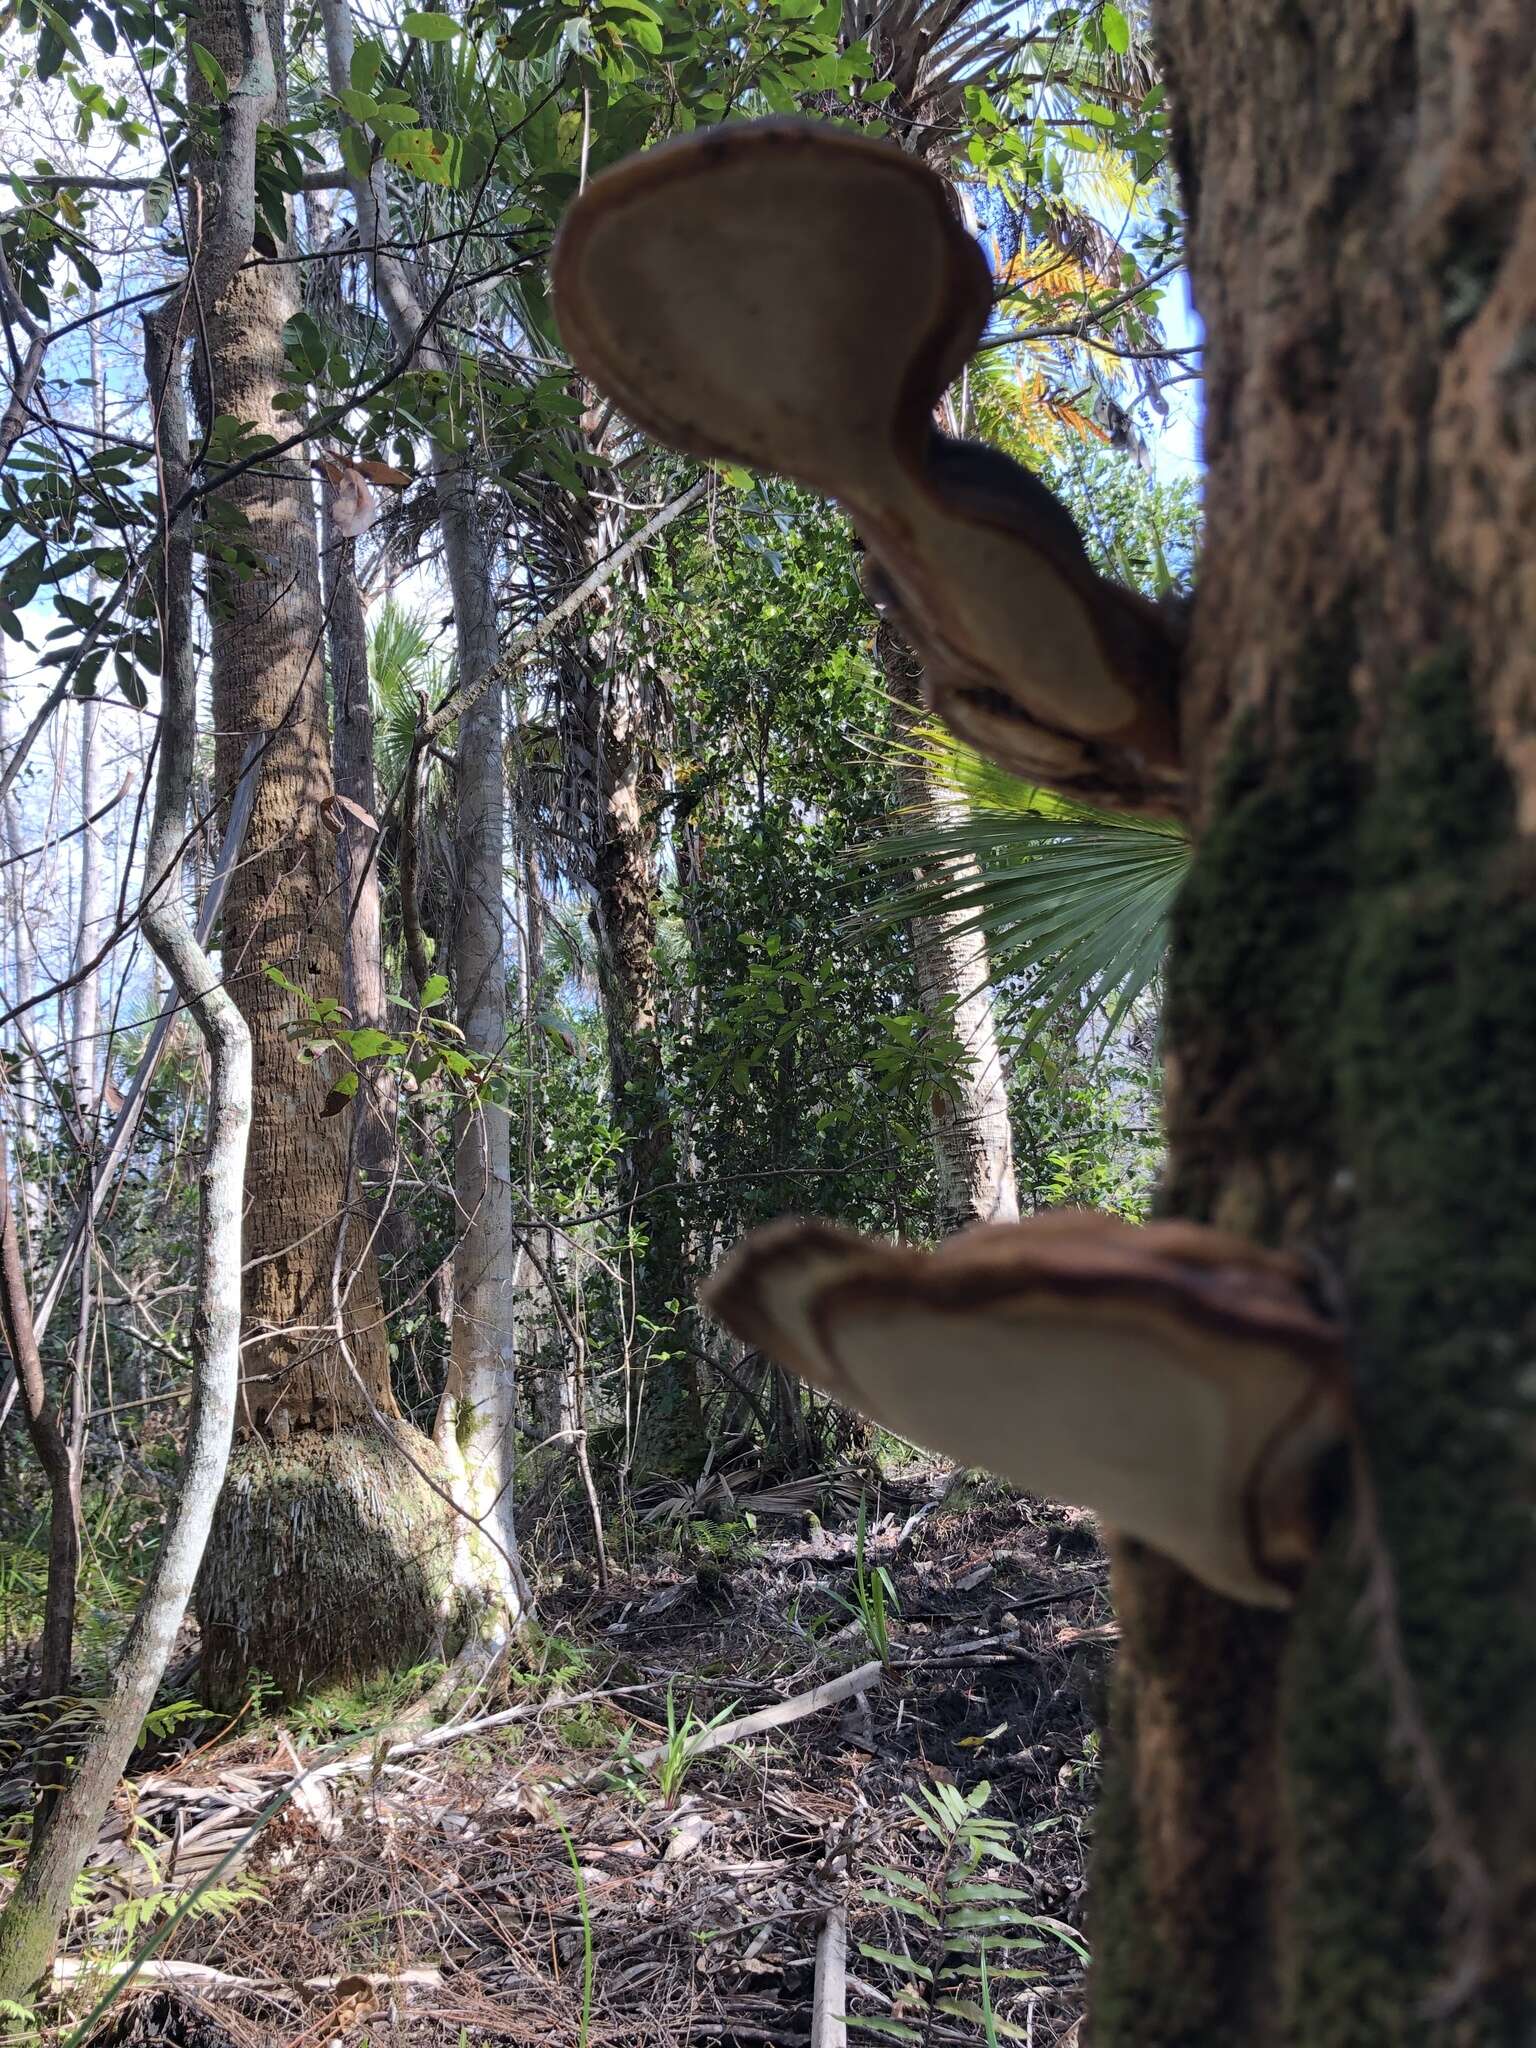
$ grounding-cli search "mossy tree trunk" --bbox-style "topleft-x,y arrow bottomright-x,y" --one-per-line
590,648 -> 702,1477
1086,4 -> 1536,2039
189,0 -> 467,1706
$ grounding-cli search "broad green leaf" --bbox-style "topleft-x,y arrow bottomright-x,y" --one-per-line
190,41 -> 230,99
402,8 -> 460,37
346,1028 -> 402,1060
351,36 -> 386,91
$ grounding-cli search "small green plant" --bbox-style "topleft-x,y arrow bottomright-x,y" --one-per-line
506,1622 -> 593,1700
542,1798 -> 595,2048
852,1780 -> 1089,2043
651,1684 -> 739,1808
282,1660 -> 442,1744
96,1871 -> 266,1944
833,1498 -> 900,1665
137,1696 -> 211,1747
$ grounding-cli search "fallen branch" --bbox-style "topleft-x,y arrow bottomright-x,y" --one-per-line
811,1904 -> 848,2048
308,1681 -> 655,1780
561,1659 -> 886,1788
49,1958 -> 443,1996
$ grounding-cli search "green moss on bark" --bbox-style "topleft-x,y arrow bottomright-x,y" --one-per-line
1092,641 -> 1536,2044
197,1426 -> 466,1709
1289,648 -> 1536,2045
1163,612 -> 1361,1222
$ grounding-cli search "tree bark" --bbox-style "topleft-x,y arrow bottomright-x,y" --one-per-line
0,655 -> 38,1156
0,1124 -> 77,1703
882,626 -> 1019,1236
1086,4 -> 1536,2039
317,0 -> 525,1638
575,497 -> 703,1478
68,706 -> 104,1120
187,0 -> 466,1706
0,50 -> 257,1990
320,511 -> 396,1214
194,0 -> 389,1438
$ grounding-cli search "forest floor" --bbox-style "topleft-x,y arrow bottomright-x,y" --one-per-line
5,1468 -> 1115,2048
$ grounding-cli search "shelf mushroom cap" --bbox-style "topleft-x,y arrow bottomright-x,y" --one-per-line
702,1213 -> 1349,1608
552,118 -> 1183,814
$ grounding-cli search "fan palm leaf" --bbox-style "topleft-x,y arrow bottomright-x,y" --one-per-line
856,715 -> 1189,1039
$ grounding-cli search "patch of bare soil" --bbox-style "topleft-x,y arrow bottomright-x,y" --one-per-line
57,1472 -> 1113,2048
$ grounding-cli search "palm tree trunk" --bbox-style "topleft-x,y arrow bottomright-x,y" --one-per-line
186,0 -> 466,1708
1084,2 -> 1536,2036
883,626 -> 1019,1234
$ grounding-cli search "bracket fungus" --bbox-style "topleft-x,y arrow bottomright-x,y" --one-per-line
552,118 -> 1184,813
703,1213 -> 1350,1608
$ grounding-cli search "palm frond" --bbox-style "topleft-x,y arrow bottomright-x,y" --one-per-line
369,599 -> 449,792
855,717 -> 1189,1040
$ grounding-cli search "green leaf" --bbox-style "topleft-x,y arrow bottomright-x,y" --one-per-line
856,1946 -> 932,1980
854,718 -> 1187,1042
336,86 -> 379,122
340,125 -> 373,182
36,21 -> 66,76
345,1027 -> 400,1060
420,972 -> 451,1008
864,1894 -> 940,1928
190,40 -> 230,99
351,36 -> 386,91
321,1071 -> 359,1116
402,8 -> 460,37
113,649 -> 148,708
281,311 -> 328,380
1101,2 -> 1130,54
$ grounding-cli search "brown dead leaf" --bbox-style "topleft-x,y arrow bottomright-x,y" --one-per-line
352,456 -> 412,490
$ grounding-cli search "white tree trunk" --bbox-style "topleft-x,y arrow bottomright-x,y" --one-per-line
0,658 -> 37,1155
884,631 -> 1019,1235
69,699 -> 105,1118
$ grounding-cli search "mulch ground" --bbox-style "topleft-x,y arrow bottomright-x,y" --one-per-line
17,1470 -> 1115,2048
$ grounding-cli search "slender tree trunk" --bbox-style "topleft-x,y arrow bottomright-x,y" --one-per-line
317,0 -> 524,1637
531,477 -> 707,1481
577,505 -> 703,1478
0,1126 -> 77,1703
68,700 -> 104,1118
1085,5 -> 1536,2038
883,627 -> 1019,1235
69,329 -> 109,1123
439,519 -> 524,1636
0,656 -> 38,1156
0,72 -> 256,1994
591,666 -> 696,1468
320,509 -> 397,1215
187,0 -> 466,1707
